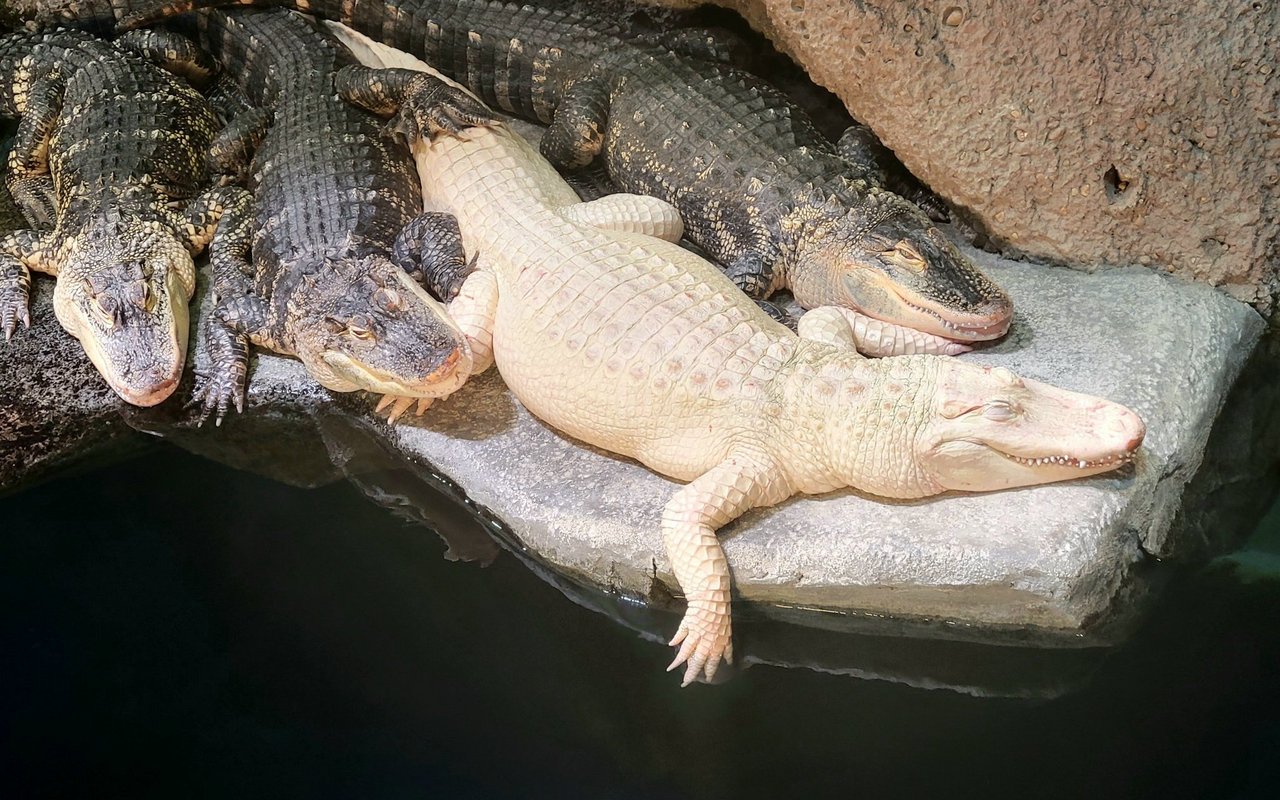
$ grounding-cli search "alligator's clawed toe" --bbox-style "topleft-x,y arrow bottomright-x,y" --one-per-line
0,295 -> 30,340
189,369 -> 245,427
376,394 -> 421,424
667,600 -> 733,686
402,76 -> 500,141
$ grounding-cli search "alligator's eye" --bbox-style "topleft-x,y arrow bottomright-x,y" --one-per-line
347,314 -> 376,340
91,294 -> 120,327
125,281 -> 149,311
323,316 -> 345,334
373,287 -> 402,313
889,241 -> 927,273
982,400 -> 1017,422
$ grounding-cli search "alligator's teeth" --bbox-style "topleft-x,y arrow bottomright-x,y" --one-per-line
1078,459 -> 1087,468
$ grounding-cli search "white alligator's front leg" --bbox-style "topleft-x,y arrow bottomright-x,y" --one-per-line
798,306 -> 970,356
561,193 -> 684,242
447,269 -> 499,374
663,451 -> 792,686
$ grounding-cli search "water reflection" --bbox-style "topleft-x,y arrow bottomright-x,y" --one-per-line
1,445 -> 1278,798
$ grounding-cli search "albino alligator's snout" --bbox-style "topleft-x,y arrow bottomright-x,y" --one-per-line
920,364 -> 1149,494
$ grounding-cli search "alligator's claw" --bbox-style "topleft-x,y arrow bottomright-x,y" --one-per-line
376,393 -> 435,424
401,75 -> 500,141
189,321 -> 248,427
189,366 -> 245,427
667,598 -> 733,686
0,260 -> 31,340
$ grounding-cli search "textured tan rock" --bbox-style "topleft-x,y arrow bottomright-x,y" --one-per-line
645,0 -> 1280,308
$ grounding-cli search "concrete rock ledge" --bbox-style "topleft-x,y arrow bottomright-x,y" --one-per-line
2,240 -> 1266,649
381,250 -> 1265,637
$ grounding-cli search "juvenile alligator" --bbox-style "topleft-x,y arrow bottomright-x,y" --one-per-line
337,36 -> 1147,686
0,25 -> 229,406
41,0 -> 1014,353
182,8 -> 497,423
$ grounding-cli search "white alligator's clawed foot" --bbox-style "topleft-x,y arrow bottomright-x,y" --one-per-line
667,596 -> 733,686
375,394 -> 419,424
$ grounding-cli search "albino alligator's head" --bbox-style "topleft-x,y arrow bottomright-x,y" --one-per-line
915,362 -> 1145,493
289,256 -> 472,399
812,356 -> 1144,498
791,188 -> 1013,344
54,218 -> 196,406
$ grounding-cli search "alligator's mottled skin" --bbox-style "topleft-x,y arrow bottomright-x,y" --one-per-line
337,36 -> 1147,687
185,9 -> 497,424
0,25 -> 228,406
32,0 -> 1014,347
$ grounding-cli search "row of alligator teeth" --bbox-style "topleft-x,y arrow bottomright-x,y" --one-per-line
1006,453 -> 1134,468
902,299 -> 988,333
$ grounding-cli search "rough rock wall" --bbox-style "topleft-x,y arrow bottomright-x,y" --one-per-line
648,0 -> 1280,308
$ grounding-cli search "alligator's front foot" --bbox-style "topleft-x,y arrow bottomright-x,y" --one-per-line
336,66 -> 498,143
189,315 -> 248,426
374,394 -> 433,424
668,596 -> 733,686
397,74 -> 498,139
0,257 -> 31,339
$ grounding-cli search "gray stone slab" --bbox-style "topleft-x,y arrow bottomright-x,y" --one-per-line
366,248 -> 1264,636
0,231 -> 1266,644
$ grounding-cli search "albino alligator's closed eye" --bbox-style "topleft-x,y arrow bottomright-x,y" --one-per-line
982,400 -> 1018,422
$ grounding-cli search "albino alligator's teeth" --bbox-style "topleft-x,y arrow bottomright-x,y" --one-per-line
1078,459 -> 1087,468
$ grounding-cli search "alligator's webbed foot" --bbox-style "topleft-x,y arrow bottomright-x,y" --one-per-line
207,108 -> 273,186
668,596 -> 734,687
724,251 -> 776,301
335,66 -> 498,143
541,72 -> 610,170
9,175 -> 57,229
0,255 -> 32,340
0,230 -> 54,339
190,310 -> 250,426
392,211 -> 471,301
662,452 -> 791,686
374,394 -> 434,425
114,28 -> 218,88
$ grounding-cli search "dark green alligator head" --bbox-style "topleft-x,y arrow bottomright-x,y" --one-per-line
285,255 -> 472,401
787,185 -> 1013,344
55,214 -> 195,406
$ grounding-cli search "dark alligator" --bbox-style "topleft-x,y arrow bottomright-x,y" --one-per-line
45,0 -> 1017,350
182,8 -> 496,424
0,25 -> 232,406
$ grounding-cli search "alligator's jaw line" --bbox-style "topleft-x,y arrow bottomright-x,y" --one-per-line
1001,451 -> 1136,470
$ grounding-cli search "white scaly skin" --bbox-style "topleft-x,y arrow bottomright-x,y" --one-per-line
338,30 -> 1147,686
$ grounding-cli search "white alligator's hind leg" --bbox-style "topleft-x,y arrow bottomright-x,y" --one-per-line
663,451 -> 792,686
798,306 -> 970,357
561,193 -> 684,241
448,269 -> 500,374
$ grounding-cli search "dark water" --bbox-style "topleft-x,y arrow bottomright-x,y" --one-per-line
2,443 -> 1278,799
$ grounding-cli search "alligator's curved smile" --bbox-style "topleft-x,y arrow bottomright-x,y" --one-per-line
873,278 -> 1012,343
